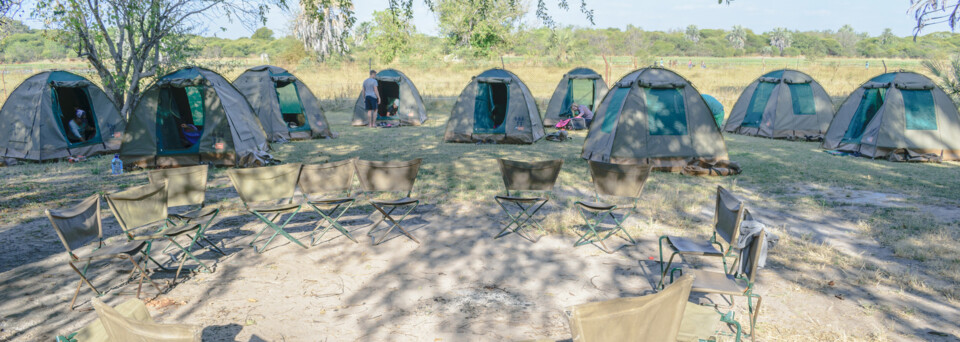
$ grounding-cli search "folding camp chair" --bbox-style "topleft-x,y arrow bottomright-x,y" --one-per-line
105,182 -> 209,283
574,161 -> 652,253
46,195 -> 161,310
56,298 -> 201,342
494,159 -> 563,242
355,158 -> 423,245
226,163 -> 305,253
557,274 -> 725,342
298,158 -> 359,245
658,186 -> 746,289
147,165 -> 224,257
668,230 -> 767,342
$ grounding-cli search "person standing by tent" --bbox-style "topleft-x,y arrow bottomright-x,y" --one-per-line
67,108 -> 90,143
361,70 -> 381,128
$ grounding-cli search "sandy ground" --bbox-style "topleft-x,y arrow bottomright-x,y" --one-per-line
1,182 -> 959,341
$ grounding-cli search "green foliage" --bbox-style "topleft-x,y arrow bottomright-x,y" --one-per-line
923,55 -> 960,104
433,0 -> 524,57
251,27 -> 275,40
367,10 -> 415,63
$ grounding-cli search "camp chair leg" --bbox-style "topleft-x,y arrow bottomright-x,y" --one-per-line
308,201 -> 358,245
124,254 -> 162,298
747,292 -> 762,341
250,207 -> 307,253
370,202 -> 420,245
166,238 -> 212,284
573,208 -> 611,252
657,239 -> 681,289
494,198 -> 547,242
67,262 -> 100,310
719,310 -> 743,342
190,208 -> 223,255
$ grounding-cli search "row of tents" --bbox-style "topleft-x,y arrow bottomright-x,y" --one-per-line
1,65 -> 958,169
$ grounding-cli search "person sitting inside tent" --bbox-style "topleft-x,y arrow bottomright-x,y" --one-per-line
385,99 -> 399,117
572,102 -> 594,126
67,108 -> 93,143
180,123 -> 201,147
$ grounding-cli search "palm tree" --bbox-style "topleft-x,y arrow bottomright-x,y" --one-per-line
769,27 -> 792,55
923,56 -> 960,104
880,28 -> 895,46
726,25 -> 746,50
685,25 -> 700,43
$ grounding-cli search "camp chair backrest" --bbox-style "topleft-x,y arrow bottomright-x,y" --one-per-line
299,158 -> 357,195
715,186 -> 745,245
91,298 -> 200,341
567,274 -> 694,342
227,163 -> 302,204
740,230 -> 765,283
497,159 -> 563,192
45,194 -> 102,254
105,182 -> 169,233
588,161 -> 652,198
355,159 -> 422,193
147,165 -> 209,208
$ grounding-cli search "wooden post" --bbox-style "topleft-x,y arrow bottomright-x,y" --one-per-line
602,55 -> 610,82
882,59 -> 887,73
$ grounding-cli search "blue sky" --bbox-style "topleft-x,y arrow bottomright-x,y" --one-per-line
22,0 -> 928,39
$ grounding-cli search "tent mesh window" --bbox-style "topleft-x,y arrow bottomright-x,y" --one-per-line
742,81 -> 777,127
52,86 -> 100,146
600,86 -> 631,133
645,87 -> 688,136
157,85 -> 206,153
275,81 -> 307,131
842,88 -> 886,144
901,89 -> 938,130
474,82 -> 509,134
377,80 -> 400,120
787,83 -> 817,115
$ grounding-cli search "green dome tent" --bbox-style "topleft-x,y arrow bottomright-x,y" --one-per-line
822,71 -> 960,161
120,67 -> 271,168
701,94 -> 724,128
724,69 -> 834,139
0,71 -> 125,161
444,69 -> 545,144
581,68 -> 731,171
543,67 -> 608,126
233,65 -> 334,141
352,69 -> 427,126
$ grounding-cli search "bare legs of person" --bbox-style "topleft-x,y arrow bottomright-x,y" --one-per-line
368,110 -> 375,128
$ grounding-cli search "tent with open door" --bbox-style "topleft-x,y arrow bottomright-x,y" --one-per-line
352,69 -> 427,126
233,65 -> 334,141
822,71 -> 960,161
444,69 -> 544,144
0,71 -> 125,161
120,67 -> 271,168
543,67 -> 608,126
724,69 -> 834,139
581,68 -> 732,171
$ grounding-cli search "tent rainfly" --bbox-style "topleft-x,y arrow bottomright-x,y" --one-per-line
543,67 -> 608,126
581,68 -> 732,171
822,71 -> 960,161
233,65 -> 334,141
724,69 -> 834,139
701,94 -> 725,128
352,69 -> 427,126
120,67 -> 271,168
444,69 -> 545,144
0,71 -> 125,161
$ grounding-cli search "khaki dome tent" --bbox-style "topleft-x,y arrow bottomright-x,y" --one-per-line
725,69 -> 834,139
120,67 -> 270,168
581,68 -> 731,171
0,71 -> 125,161
822,71 -> 960,161
352,69 -> 427,126
444,69 -> 545,144
233,65 -> 334,141
543,67 -> 609,126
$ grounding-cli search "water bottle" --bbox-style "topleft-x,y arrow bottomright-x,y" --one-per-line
111,154 -> 123,175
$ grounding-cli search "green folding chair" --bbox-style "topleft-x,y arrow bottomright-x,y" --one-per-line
494,159 -> 563,242
355,158 -> 423,245
147,165 -> 224,256
298,158 -> 359,245
105,182 -> 208,283
56,298 -> 200,342
668,230 -> 767,342
46,195 -> 161,310
226,163 -> 305,253
658,186 -> 746,289
574,161 -> 652,253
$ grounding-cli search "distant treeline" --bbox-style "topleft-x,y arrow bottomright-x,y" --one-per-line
3,20 -> 960,64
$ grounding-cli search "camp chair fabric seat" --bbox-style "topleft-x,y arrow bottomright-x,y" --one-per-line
690,270 -> 747,295
575,201 -> 616,211
494,195 -> 545,203
663,236 -> 723,256
171,206 -> 218,220
677,302 -> 723,342
59,298 -> 154,342
306,196 -> 355,205
129,222 -> 203,241
245,201 -> 303,213
371,197 -> 418,206
494,159 -> 563,242
91,298 -> 200,341
227,163 -> 306,253
299,159 -> 361,245
147,165 -> 224,257
80,241 -> 148,260
355,158 -> 424,245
